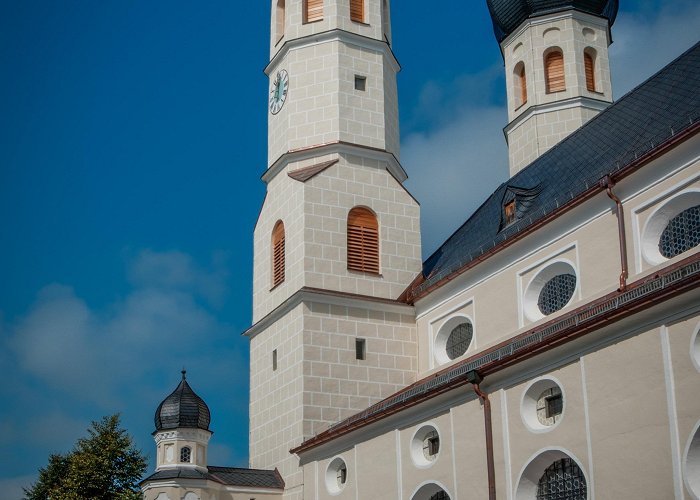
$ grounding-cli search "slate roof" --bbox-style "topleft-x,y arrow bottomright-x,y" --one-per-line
154,371 -> 211,432
486,0 -> 618,43
140,466 -> 285,489
410,41 -> 700,300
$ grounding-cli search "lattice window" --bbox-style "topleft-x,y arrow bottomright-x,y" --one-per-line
538,274 -> 576,315
180,446 -> 191,463
305,0 -> 323,23
347,207 -> 379,273
272,221 -> 285,287
350,0 -> 364,22
536,458 -> 587,500
446,322 -> 473,360
584,51 -> 595,92
659,205 -> 700,258
429,491 -> 450,500
536,387 -> 563,426
545,50 -> 565,93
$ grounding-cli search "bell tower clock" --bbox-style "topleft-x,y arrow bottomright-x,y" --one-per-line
247,0 -> 422,494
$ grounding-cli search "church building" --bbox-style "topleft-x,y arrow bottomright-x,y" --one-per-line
141,0 -> 700,498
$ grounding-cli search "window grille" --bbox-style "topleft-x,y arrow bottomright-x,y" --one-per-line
536,458 -> 587,500
180,446 -> 191,463
446,322 -> 473,360
422,431 -> 440,460
347,207 -> 379,273
536,387 -> 563,426
272,221 -> 285,287
659,205 -> 700,258
538,274 -> 576,315
336,464 -> 347,486
545,51 -> 566,93
429,491 -> 450,500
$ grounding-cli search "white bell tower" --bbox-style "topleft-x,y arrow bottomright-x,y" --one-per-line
248,0 -> 421,495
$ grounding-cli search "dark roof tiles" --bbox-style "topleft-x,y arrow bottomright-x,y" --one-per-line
412,41 -> 700,299
154,371 -> 211,432
140,467 -> 285,489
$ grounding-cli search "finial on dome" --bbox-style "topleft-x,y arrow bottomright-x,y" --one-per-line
181,368 -> 187,380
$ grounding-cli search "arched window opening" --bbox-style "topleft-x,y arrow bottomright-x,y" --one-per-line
536,458 -> 586,499
276,0 -> 285,41
686,422 -> 700,496
272,221 -> 285,287
347,207 -> 379,274
584,50 -> 596,92
180,446 -> 191,463
545,50 -> 565,93
514,62 -> 527,107
350,0 -> 364,23
304,0 -> 323,23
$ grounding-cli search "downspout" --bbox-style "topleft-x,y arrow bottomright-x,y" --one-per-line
467,370 -> 496,500
601,175 -> 629,291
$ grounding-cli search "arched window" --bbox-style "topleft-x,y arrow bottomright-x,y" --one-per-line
347,207 -> 379,274
272,221 -> 285,287
304,0 -> 323,23
514,61 -> 527,107
545,50 -> 565,93
180,446 -> 191,463
584,50 -> 596,92
536,458 -> 586,499
276,0 -> 285,41
351,0 -> 364,23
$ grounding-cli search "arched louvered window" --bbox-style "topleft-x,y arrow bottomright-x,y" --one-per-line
351,0 -> 364,22
276,0 -> 285,41
584,50 -> 596,92
514,61 -> 527,107
347,207 -> 379,274
545,50 -> 565,93
304,0 -> 323,23
272,221 -> 285,287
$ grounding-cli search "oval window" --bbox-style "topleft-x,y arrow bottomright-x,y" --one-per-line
658,205 -> 700,259
537,274 -> 576,316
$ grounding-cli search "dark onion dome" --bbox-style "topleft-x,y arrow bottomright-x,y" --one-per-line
486,0 -> 619,43
154,370 -> 211,432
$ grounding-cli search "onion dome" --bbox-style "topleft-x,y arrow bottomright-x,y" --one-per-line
154,370 -> 211,432
486,0 -> 619,42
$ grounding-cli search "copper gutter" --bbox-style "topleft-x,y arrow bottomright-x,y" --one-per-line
468,371 -> 496,500
601,175 -> 629,291
406,121 -> 700,303
291,252 -> 700,454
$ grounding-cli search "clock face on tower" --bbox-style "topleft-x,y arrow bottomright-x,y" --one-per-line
269,69 -> 289,115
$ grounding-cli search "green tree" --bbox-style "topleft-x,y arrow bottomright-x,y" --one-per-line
24,414 -> 147,500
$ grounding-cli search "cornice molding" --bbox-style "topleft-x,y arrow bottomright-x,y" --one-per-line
505,96 -> 611,137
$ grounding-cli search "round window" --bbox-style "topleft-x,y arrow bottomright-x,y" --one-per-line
642,191 -> 700,266
434,316 -> 474,365
521,378 -> 565,432
659,205 -> 700,258
411,424 -> 441,467
325,457 -> 348,494
537,273 -> 576,316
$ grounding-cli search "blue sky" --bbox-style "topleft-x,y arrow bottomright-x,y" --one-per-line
1,0 -> 698,497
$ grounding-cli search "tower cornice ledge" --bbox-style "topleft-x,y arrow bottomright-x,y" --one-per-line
264,29 -> 401,76
262,141 -> 408,184
243,286 -> 415,339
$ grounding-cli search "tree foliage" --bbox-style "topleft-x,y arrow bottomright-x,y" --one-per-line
24,414 -> 147,500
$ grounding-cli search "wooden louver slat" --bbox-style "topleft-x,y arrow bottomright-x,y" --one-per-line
584,52 -> 595,92
272,221 -> 285,287
350,0 -> 364,22
518,64 -> 527,105
347,207 -> 379,274
545,51 -> 565,93
305,0 -> 323,23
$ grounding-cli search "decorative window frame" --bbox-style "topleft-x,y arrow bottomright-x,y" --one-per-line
684,419 -> 700,500
433,315 -> 475,366
325,456 -> 348,495
410,422 -> 442,469
427,297 -> 476,369
409,480 -> 453,500
520,376 -> 566,433
521,258 -> 579,324
514,447 -> 589,500
639,189 -> 700,267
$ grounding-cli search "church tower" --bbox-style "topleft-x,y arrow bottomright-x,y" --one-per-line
487,0 -> 619,175
247,0 -> 421,496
